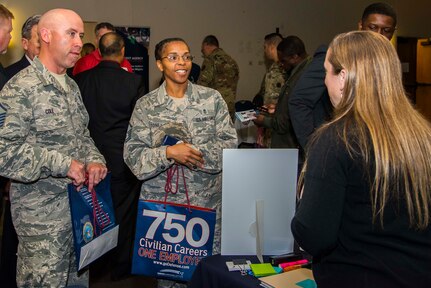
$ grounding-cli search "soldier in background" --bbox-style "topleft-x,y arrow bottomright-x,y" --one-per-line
0,8 -> 107,287
255,33 -> 286,148
197,35 -> 239,120
256,33 -> 286,106
124,37 -> 237,288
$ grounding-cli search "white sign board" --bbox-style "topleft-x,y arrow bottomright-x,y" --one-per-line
221,149 -> 298,256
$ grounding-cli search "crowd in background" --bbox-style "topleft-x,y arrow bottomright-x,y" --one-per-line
0,2 -> 430,288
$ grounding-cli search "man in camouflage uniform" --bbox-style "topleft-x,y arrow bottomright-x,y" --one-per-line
0,9 -> 107,287
255,33 -> 286,148
124,38 -> 237,288
2,12 -> 42,288
197,35 -> 239,120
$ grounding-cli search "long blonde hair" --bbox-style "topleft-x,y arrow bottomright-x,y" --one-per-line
305,31 -> 431,229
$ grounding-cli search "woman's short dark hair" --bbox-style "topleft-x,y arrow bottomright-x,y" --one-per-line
154,38 -> 188,60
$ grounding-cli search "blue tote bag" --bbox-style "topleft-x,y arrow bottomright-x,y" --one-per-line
132,165 -> 216,281
68,173 -> 119,271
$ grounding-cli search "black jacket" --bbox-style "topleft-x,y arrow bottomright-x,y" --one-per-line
288,45 -> 333,150
5,55 -> 31,80
75,60 -> 145,176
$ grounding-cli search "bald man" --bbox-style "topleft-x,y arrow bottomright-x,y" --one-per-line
0,8 -> 107,287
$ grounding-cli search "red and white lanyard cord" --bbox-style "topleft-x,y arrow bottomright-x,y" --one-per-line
164,164 -> 191,212
85,175 -> 110,236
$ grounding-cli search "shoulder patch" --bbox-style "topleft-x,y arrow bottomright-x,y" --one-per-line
0,103 -> 7,128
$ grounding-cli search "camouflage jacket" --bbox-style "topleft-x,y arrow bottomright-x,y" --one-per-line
0,57 -> 105,235
124,82 -> 237,209
259,62 -> 286,105
197,48 -> 239,116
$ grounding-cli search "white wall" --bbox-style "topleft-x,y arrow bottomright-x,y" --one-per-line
1,0 -> 430,100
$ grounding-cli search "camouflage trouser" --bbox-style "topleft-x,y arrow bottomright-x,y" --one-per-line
157,216 -> 221,288
15,230 -> 88,287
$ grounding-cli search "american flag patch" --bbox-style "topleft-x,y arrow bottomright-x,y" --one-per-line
0,103 -> 7,128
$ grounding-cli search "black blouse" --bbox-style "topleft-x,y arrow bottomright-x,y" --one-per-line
291,124 -> 431,287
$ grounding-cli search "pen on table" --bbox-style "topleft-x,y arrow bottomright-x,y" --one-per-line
278,259 -> 309,269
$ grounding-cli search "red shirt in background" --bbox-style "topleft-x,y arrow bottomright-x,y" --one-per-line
73,49 -> 133,76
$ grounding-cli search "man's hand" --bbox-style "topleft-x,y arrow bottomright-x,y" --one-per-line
67,159 -> 86,190
166,143 -> 204,170
253,103 -> 276,126
266,104 -> 276,114
253,114 -> 265,126
86,162 -> 108,192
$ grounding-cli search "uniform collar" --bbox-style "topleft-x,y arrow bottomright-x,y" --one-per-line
155,81 -> 200,108
32,56 -> 74,93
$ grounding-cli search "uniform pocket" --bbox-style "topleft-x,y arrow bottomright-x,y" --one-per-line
34,114 -> 68,132
192,119 -> 216,146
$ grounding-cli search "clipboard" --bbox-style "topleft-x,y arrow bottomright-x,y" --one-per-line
259,268 -> 316,288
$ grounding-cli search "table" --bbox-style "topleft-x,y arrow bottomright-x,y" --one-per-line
188,254 -> 263,288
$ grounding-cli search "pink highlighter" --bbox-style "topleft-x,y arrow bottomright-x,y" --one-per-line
278,259 -> 309,269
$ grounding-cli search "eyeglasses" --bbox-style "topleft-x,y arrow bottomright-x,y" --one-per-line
161,54 -> 194,63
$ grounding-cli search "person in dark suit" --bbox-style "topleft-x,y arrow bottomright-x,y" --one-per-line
75,31 -> 145,281
5,14 -> 40,79
288,2 -> 397,151
287,45 -> 333,150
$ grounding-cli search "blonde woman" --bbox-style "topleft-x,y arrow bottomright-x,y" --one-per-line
291,31 -> 431,287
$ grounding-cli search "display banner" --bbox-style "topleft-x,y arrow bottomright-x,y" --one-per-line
132,200 -> 216,281
68,173 -> 119,271
115,26 -> 150,94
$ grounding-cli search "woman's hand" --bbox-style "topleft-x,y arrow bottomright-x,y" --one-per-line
166,143 -> 204,169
